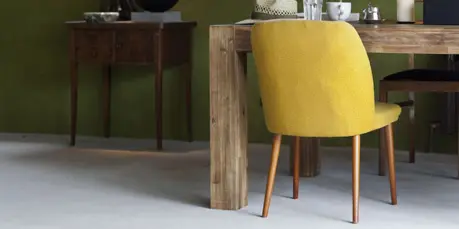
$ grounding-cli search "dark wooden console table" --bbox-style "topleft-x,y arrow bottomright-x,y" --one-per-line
66,21 -> 197,150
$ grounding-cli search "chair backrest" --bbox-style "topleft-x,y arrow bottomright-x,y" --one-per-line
251,20 -> 375,137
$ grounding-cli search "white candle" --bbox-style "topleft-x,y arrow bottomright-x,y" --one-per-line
397,0 -> 415,22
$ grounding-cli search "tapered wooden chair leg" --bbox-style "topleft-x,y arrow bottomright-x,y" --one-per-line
385,124 -> 398,205
293,136 -> 300,199
352,135 -> 361,224
262,134 -> 282,218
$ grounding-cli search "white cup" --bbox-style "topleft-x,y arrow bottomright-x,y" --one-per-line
327,2 -> 352,21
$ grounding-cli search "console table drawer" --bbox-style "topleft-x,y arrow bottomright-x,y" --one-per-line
115,30 -> 155,63
74,30 -> 113,63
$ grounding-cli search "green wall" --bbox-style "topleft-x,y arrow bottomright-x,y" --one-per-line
0,0 -> 456,154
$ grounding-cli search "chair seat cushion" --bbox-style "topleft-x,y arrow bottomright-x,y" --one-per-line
383,69 -> 459,81
373,103 -> 402,130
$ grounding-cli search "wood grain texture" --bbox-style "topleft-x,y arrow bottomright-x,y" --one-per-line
233,23 -> 459,55
356,24 -> 459,54
209,25 -> 248,210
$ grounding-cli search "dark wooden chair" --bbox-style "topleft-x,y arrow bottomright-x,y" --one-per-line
379,68 -> 459,178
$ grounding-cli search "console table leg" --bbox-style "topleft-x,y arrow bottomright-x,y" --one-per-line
70,61 -> 78,146
155,68 -> 163,150
289,137 -> 321,177
155,32 -> 163,150
69,28 -> 78,146
184,62 -> 193,142
102,64 -> 111,138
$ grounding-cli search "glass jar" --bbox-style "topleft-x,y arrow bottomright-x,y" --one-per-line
303,0 -> 323,20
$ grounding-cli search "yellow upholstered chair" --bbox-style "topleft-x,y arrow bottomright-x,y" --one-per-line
251,20 -> 400,224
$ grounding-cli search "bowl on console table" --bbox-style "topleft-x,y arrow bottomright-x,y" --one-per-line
83,12 -> 119,23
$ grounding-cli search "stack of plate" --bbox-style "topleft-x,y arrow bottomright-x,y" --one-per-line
296,12 -> 360,22
83,12 -> 119,23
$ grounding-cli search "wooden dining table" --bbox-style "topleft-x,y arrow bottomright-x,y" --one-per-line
209,21 -> 459,210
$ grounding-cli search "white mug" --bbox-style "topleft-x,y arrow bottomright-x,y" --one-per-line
327,2 -> 352,21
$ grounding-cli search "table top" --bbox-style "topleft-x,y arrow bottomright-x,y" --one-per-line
214,20 -> 459,54
352,22 -> 459,31
66,21 -> 197,29
212,20 -> 459,32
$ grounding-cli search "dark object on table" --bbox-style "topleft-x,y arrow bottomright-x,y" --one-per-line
137,0 -> 179,12
424,0 -> 459,25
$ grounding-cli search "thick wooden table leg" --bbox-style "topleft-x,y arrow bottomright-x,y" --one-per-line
102,65 -> 111,138
209,26 -> 248,210
289,137 -> 321,177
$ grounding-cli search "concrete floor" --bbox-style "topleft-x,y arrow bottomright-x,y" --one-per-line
1,133 -> 458,229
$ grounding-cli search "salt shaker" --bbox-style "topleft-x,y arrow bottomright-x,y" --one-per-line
397,0 -> 415,24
